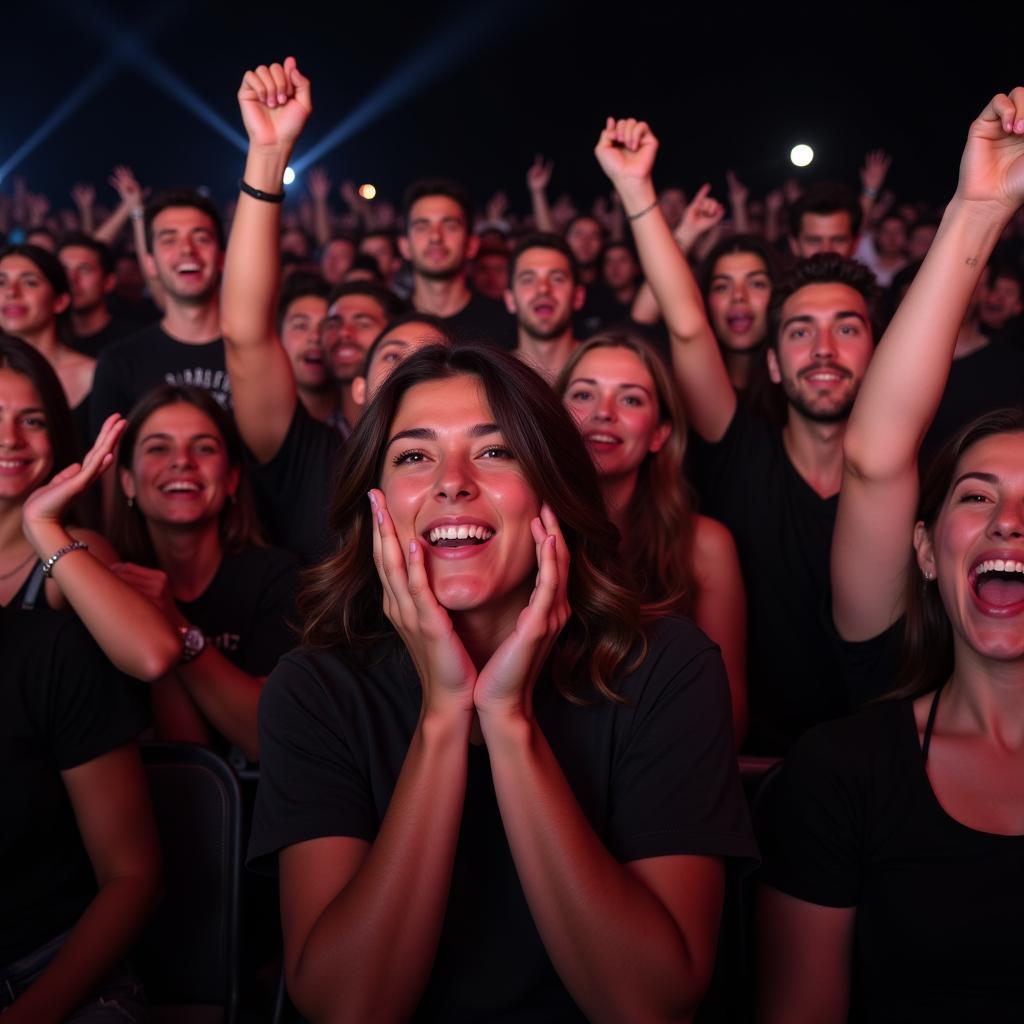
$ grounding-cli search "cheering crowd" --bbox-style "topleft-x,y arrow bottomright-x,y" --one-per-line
3,54 -> 1024,1022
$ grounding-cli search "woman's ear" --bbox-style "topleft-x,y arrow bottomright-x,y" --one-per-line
913,520 -> 936,580
648,421 -> 672,455
119,466 -> 136,501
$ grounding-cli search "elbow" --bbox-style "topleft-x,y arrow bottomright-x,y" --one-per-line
134,635 -> 182,683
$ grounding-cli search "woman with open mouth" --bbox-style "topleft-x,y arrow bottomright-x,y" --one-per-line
758,87 -> 1024,1021
557,331 -> 748,742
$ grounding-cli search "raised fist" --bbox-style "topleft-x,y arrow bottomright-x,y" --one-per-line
237,56 -> 312,150
956,88 -> 1024,210
594,117 -> 658,187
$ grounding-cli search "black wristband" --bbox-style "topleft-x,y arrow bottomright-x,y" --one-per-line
239,179 -> 285,204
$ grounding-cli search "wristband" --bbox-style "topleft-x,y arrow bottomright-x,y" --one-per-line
239,179 -> 285,204
41,540 -> 89,577
861,186 -> 879,199
129,207 -> 145,222
626,199 -> 658,222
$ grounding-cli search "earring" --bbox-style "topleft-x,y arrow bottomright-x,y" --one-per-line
922,570 -> 935,583
127,495 -> 134,508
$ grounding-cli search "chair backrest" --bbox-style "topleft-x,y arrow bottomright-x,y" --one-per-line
137,742 -> 242,1024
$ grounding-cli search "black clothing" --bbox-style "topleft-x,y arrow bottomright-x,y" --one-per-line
761,700 -> 1024,1022
247,403 -> 344,565
8,560 -> 48,611
71,314 -> 141,360
920,338 -> 1024,466
176,547 -> 298,678
692,407 -> 841,754
440,291 -> 516,349
88,323 -> 230,440
249,617 -> 756,1022
574,280 -> 628,339
0,608 -> 149,964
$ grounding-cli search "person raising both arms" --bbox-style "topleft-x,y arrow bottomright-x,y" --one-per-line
596,116 -> 880,754
759,87 -> 1024,1023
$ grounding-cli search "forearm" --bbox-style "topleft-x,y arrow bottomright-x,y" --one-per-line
175,646 -> 263,761
26,522 -> 180,680
530,188 -> 555,232
9,874 -> 159,1024
312,196 -> 331,248
132,215 -> 166,312
94,203 -> 131,246
288,711 -> 470,1022
845,196 -> 1011,478
77,205 -> 96,235
630,280 -> 661,325
482,714 -> 708,1023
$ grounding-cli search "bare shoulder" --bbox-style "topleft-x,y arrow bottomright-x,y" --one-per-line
691,515 -> 740,580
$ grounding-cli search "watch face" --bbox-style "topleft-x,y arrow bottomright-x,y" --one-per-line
181,625 -> 206,661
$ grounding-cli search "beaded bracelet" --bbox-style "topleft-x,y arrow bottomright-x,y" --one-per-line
41,540 -> 89,577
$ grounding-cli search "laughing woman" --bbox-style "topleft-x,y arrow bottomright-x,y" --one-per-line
758,88 -> 1024,1022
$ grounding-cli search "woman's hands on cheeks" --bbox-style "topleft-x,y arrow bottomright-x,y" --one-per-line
473,504 -> 570,726
369,489 -> 477,719
957,88 -> 1024,211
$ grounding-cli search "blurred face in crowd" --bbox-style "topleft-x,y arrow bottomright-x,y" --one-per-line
658,188 -> 687,231
361,234 -> 399,280
353,319 -> 452,407
979,275 -> 1024,332
401,196 -> 477,280
565,217 -> 604,270
471,251 -> 511,301
768,282 -> 874,423
908,222 -> 938,262
791,212 -> 855,259
59,245 -> 114,314
281,228 -> 312,261
0,368 -> 54,504
875,216 -> 908,260
0,254 -> 68,339
145,206 -> 223,305
602,245 -> 639,293
121,402 -> 238,531
562,345 -> 669,483
320,238 -> 357,286
281,294 -> 330,392
322,293 -> 389,383
505,246 -> 582,341
707,251 -> 772,353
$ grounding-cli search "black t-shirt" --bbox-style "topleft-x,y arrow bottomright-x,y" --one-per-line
761,701 -> 1024,1021
920,338 -> 1024,466
0,608 -> 149,964
175,547 -> 299,677
71,313 -> 142,360
574,280 -> 629,339
693,407 -> 841,754
440,291 -> 516,349
88,323 -> 231,440
249,616 -> 756,1021
246,403 -> 345,565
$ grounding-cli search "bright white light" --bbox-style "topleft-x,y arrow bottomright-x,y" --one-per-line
358,182 -> 377,200
790,144 -> 814,168
282,166 -> 296,186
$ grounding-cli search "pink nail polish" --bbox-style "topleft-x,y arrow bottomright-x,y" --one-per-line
409,539 -> 418,554
377,510 -> 383,524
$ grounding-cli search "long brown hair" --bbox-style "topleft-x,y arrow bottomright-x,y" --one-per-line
299,343 -> 645,703
555,332 -> 698,617
111,384 -> 265,566
890,409 -> 1024,700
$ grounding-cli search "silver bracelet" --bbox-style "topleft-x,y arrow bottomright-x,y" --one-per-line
41,540 -> 89,577
129,207 -> 145,221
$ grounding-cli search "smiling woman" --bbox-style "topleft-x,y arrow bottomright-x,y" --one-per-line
248,341 -> 755,1023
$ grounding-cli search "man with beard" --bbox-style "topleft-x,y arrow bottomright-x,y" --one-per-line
88,189 -> 229,441
399,179 -> 514,347
596,115 -> 879,754
505,234 -> 584,382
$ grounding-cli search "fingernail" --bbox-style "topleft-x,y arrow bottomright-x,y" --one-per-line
367,491 -> 377,507
377,510 -> 383,524
1016,118 -> 1024,133
409,539 -> 418,554
278,93 -> 287,105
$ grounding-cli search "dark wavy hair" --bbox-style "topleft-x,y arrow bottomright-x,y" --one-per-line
111,385 -> 265,565
890,408 -> 1024,700
298,343 -> 646,703
555,331 -> 698,617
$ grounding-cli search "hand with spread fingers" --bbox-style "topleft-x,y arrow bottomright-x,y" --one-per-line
473,504 -> 571,723
368,489 -> 478,718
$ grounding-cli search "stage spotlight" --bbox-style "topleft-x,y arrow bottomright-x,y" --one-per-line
283,166 -> 296,186
358,183 -> 376,200
790,144 -> 814,168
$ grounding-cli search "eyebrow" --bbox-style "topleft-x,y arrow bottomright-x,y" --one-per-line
711,270 -> 769,282
780,311 -> 868,330
568,376 -> 652,396
386,422 -> 500,447
139,431 -> 223,445
952,471 -> 1000,488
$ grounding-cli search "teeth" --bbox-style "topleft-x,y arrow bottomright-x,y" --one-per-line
0,459 -> 28,468
177,263 -> 200,272
427,524 -> 494,543
975,559 -> 1024,576
588,434 -> 619,443
162,481 -> 200,492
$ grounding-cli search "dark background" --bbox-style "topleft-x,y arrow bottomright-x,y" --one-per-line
3,0 -> 1020,212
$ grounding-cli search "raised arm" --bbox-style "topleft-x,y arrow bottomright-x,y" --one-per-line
221,57 -> 311,464
526,155 -> 556,232
21,415 -> 181,680
308,167 -> 333,248
596,118 -> 736,441
833,90 -> 1024,641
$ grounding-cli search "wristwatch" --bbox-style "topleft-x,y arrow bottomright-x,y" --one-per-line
178,624 -> 206,664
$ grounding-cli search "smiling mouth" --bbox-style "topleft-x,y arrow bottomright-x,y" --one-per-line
426,524 -> 494,547
159,481 -> 202,494
970,557 -> 1024,609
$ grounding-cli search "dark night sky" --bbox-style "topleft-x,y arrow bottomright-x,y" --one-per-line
3,1 -> 1020,213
